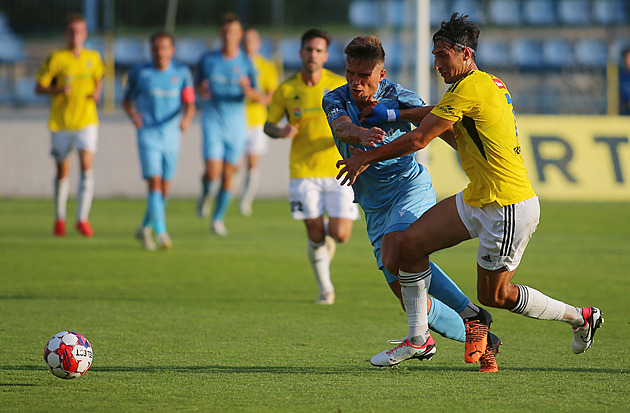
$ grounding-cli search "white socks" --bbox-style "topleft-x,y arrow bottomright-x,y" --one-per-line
77,170 -> 94,222
240,167 -> 261,214
512,284 -> 583,327
399,268 -> 432,345
307,239 -> 333,294
54,177 -> 70,220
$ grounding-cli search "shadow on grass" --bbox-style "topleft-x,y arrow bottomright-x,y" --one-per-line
0,364 -> 623,375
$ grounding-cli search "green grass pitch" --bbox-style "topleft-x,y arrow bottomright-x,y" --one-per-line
0,198 -> 628,412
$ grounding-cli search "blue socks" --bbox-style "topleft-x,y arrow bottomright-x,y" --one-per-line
147,190 -> 166,235
213,189 -> 232,222
428,261 -> 470,314
428,296 -> 466,342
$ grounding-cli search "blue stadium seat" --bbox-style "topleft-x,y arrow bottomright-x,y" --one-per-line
475,37 -> 511,68
542,38 -> 574,69
0,34 -> 26,62
280,37 -> 302,70
430,0 -> 451,26
259,38 -> 274,60
522,0 -> 557,25
327,40 -> 346,71
14,77 -> 48,106
487,0 -> 521,25
557,0 -> 591,25
114,37 -> 149,68
512,38 -> 544,69
348,0 -> 381,28
451,0 -> 486,24
174,37 -> 207,66
84,37 -> 105,59
574,39 -> 609,67
593,0 -> 627,25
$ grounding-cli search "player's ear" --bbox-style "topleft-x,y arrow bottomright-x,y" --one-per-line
380,69 -> 386,80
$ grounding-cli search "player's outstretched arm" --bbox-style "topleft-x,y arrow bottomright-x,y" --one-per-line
122,98 -> 143,129
263,121 -> 298,139
330,115 -> 386,147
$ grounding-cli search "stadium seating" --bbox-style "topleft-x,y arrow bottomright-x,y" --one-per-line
14,77 -> 48,106
174,37 -> 207,66
475,37 -> 512,68
114,37 -> 149,68
487,0 -> 522,25
0,34 -> 26,62
558,0 -> 591,25
543,38 -> 575,69
451,0 -> 486,24
512,38 -> 544,69
574,38 -> 609,67
593,0 -> 627,25
348,0 -> 380,28
85,37 -> 105,59
522,0 -> 557,25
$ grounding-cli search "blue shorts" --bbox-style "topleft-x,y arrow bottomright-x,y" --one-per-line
366,173 -> 436,284
137,127 -> 180,180
201,105 -> 246,164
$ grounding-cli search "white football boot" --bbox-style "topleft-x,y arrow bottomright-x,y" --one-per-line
572,307 -> 604,354
135,226 -> 156,251
370,336 -> 436,367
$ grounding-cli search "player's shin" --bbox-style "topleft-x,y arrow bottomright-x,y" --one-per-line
77,170 -> 94,222
428,296 -> 466,342
399,269 -> 432,346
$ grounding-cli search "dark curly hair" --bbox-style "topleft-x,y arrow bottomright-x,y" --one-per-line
432,12 -> 480,53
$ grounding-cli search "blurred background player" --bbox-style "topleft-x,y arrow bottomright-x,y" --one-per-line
618,47 -> 630,115
239,28 -> 279,217
35,13 -> 104,237
196,13 -> 261,235
122,31 -> 196,250
323,35 -> 498,371
264,29 -> 359,305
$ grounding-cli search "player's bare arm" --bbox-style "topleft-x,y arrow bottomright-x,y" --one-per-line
330,115 -> 386,147
263,121 -> 299,139
180,101 -> 196,132
336,113 -> 454,185
122,98 -> 143,129
91,77 -> 103,103
35,81 -> 70,96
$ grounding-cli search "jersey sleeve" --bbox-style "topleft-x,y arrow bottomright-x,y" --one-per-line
322,86 -> 349,125
123,65 -> 140,102
431,81 -> 477,122
266,84 -> 287,124
396,84 -> 425,109
36,52 -> 56,87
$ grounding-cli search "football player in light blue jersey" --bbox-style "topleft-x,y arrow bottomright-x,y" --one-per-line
195,13 -> 260,236
322,35 -> 500,371
123,31 -> 196,250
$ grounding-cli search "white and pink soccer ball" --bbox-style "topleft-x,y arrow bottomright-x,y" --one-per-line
43,331 -> 93,379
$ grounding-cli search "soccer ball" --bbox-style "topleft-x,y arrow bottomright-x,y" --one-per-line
43,331 -> 93,379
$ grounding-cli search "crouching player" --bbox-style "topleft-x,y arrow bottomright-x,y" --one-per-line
123,31 -> 196,250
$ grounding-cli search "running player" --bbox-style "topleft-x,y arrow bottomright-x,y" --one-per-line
336,13 -> 603,364
122,31 -> 196,250
323,35 -> 499,372
196,13 -> 260,236
35,13 -> 104,237
239,28 -> 279,216
264,29 -> 359,305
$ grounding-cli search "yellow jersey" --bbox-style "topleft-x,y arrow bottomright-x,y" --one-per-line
267,69 -> 345,179
431,70 -> 536,207
246,54 -> 279,127
36,48 -> 105,131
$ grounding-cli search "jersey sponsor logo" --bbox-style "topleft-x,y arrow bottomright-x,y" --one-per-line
326,107 -> 344,122
436,104 -> 456,116
293,107 -> 302,117
171,76 -> 179,84
398,209 -> 406,217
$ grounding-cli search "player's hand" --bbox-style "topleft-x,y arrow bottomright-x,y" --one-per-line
358,101 -> 379,124
280,123 -> 299,139
358,126 -> 386,147
197,80 -> 211,100
180,118 -> 191,132
91,90 -> 102,104
130,112 -> 143,129
336,146 -> 370,186
238,75 -> 252,91
362,102 -> 399,125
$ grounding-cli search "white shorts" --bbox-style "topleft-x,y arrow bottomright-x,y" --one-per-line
51,125 -> 99,162
289,177 -> 360,221
245,126 -> 269,156
456,191 -> 540,272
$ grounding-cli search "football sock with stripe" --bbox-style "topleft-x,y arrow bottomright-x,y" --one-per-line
399,268 -> 431,346
427,261 -> 471,314
428,296 -> 466,342
148,190 -> 167,235
307,239 -> 333,293
511,284 -> 583,327
77,170 -> 94,222
54,177 -> 70,220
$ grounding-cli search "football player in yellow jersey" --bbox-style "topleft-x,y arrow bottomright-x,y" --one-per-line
337,13 -> 602,362
264,29 -> 359,305
35,14 -> 104,238
239,28 -> 279,216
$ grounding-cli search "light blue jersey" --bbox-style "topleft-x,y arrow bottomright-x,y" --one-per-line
323,79 -> 435,246
196,50 -> 257,163
124,61 -> 194,179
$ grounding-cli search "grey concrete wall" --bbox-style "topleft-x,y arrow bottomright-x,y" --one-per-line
0,109 -> 291,199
